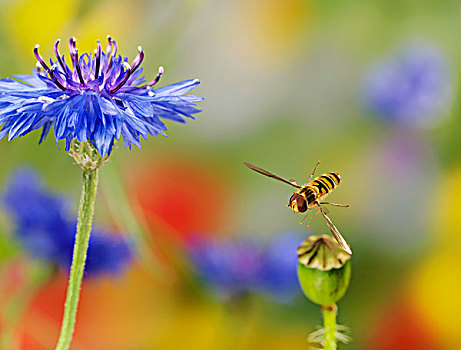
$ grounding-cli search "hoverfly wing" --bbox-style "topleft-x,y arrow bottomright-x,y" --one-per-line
243,162 -> 302,188
316,203 -> 352,255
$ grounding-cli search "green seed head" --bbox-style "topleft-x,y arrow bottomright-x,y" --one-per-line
297,235 -> 351,307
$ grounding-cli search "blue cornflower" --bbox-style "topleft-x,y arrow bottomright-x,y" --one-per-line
0,37 -> 203,156
2,168 -> 132,277
188,232 -> 304,302
363,43 -> 452,128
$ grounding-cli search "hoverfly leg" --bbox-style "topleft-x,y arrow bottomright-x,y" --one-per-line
320,202 -> 350,208
307,160 -> 321,183
306,209 -> 320,227
299,208 -> 312,224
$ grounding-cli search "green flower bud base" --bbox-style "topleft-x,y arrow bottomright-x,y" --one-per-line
68,139 -> 110,172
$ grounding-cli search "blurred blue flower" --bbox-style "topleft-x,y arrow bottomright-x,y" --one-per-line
0,37 -> 203,156
85,232 -> 132,277
258,231 -> 304,302
2,168 -> 132,277
188,235 -> 264,299
363,43 -> 452,128
188,232 -> 304,302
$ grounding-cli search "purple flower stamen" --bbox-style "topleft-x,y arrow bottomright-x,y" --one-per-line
142,66 -> 164,88
105,36 -> 117,74
73,49 -> 86,85
110,38 -> 118,57
35,62 -> 43,75
67,38 -> 86,85
130,46 -> 144,74
110,62 -> 132,94
32,37 -> 168,94
49,65 -> 67,91
35,45 -> 66,89
54,39 -> 67,77
67,38 -> 84,84
34,45 -> 50,72
68,37 -> 76,55
105,35 -> 113,56
94,40 -> 102,79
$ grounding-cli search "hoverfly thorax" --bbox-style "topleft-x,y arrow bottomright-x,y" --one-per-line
301,186 -> 320,204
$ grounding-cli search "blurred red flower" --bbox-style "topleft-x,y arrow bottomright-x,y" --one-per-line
127,157 -> 230,243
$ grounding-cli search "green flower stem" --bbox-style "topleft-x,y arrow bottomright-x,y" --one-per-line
322,304 -> 337,350
55,169 -> 99,350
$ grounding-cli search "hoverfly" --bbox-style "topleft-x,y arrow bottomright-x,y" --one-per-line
244,161 -> 352,255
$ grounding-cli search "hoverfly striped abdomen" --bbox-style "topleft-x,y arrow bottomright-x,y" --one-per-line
311,172 -> 341,197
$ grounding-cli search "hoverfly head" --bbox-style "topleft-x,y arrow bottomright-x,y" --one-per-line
288,193 -> 308,213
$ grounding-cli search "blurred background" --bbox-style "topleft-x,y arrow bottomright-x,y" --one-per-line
0,0 -> 460,349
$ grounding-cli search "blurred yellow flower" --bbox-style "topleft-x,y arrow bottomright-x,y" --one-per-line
150,303 -> 228,350
232,0 -> 312,67
241,329 -> 310,350
149,301 -> 309,350
407,167 -> 461,347
434,166 -> 461,247
1,0 -> 78,55
410,247 -> 461,348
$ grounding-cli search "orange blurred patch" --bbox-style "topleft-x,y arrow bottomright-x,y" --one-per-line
0,259 -> 28,303
19,264 -> 177,349
18,274 -> 66,349
127,158 -> 230,242
20,332 -> 48,350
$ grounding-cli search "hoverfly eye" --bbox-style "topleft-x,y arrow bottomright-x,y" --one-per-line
296,196 -> 307,212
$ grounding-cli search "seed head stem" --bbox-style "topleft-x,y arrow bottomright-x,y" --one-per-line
321,304 -> 338,350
